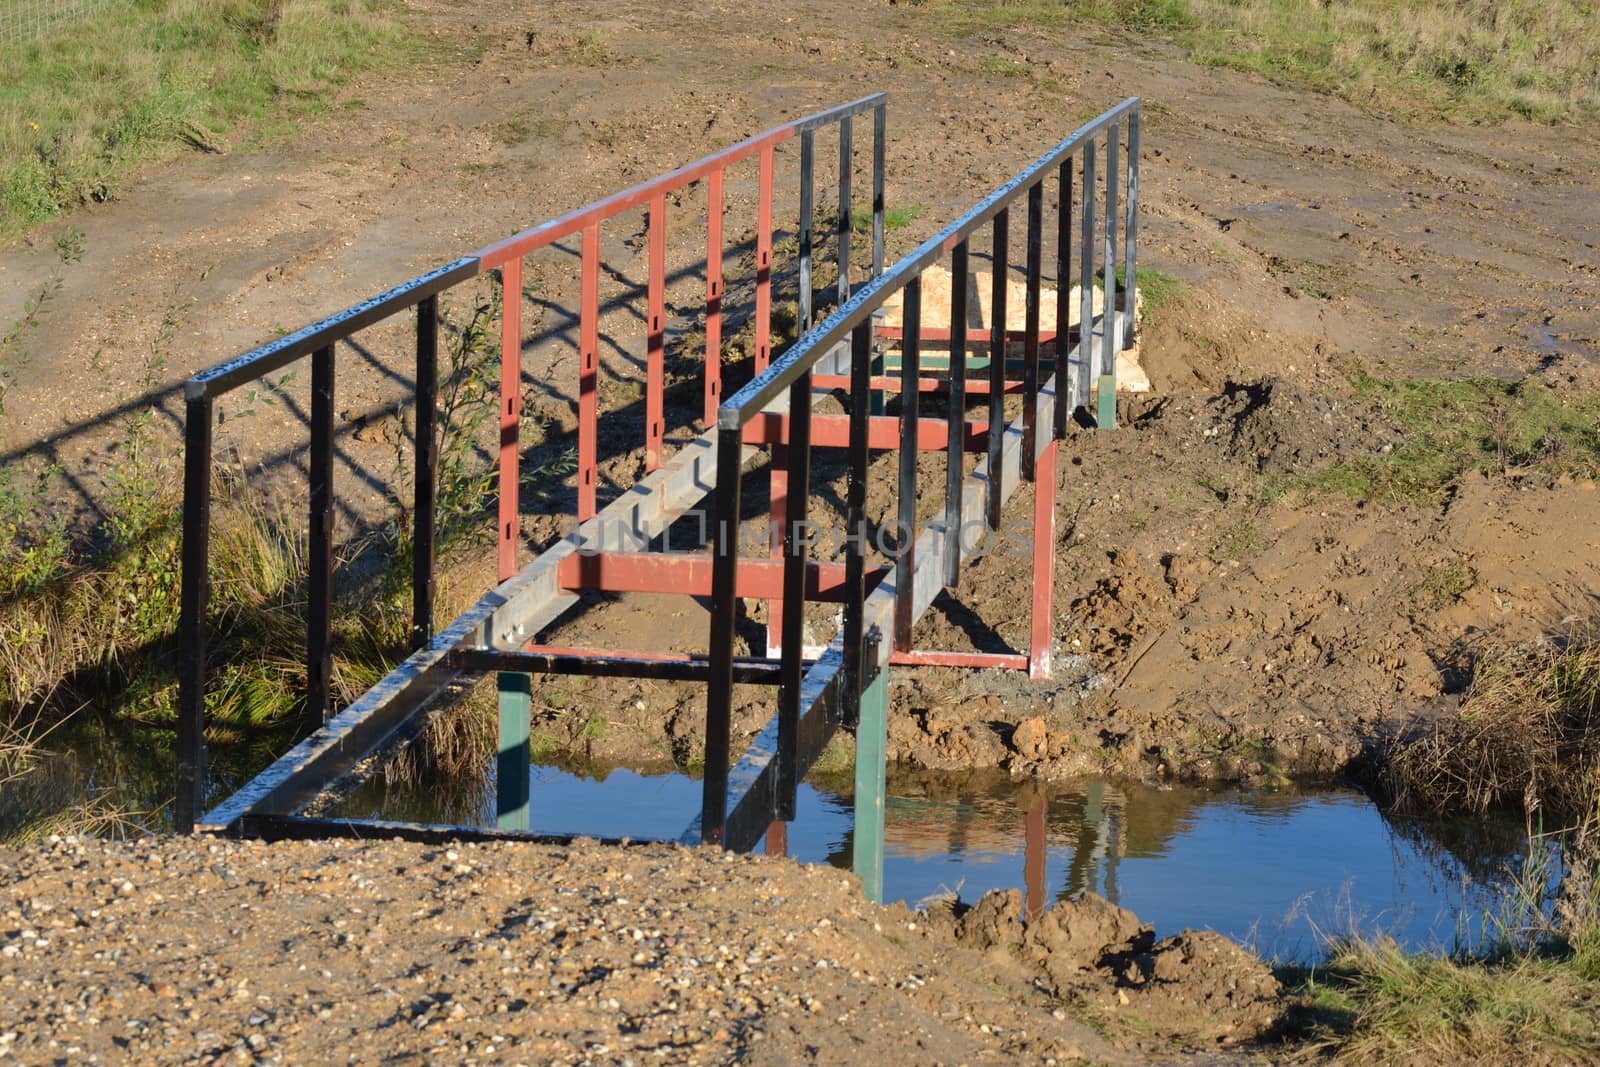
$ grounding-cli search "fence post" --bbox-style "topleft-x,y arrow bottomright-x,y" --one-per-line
175,392 -> 213,834
497,671 -> 532,831
702,425 -> 745,846
852,630 -> 888,904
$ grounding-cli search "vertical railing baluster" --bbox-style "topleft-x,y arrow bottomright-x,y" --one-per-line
776,369 -> 812,822
894,275 -> 921,651
837,116 -> 852,307
578,225 -> 600,521
1078,142 -> 1097,422
986,210 -> 1008,532
767,442 -> 787,658
702,423 -> 745,846
944,240 -> 969,589
499,257 -> 522,578
412,295 -> 438,651
646,193 -> 667,468
841,321 -> 872,722
705,170 -> 724,426
307,343 -> 334,730
756,146 -> 774,372
1123,106 -> 1141,351
1023,181 -> 1043,482
798,130 -> 814,330
1055,159 -> 1074,434
1103,123 -> 1120,389
175,392 -> 214,834
872,104 -> 886,279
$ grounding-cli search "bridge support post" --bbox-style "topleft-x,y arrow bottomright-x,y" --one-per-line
851,652 -> 889,904
496,671 -> 532,831
1097,375 -> 1117,430
1028,437 -> 1057,679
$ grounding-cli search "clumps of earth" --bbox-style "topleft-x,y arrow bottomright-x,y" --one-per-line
922,888 -> 1284,1047
1154,374 -> 1401,475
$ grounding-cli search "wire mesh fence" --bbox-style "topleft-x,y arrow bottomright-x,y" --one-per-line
0,0 -> 122,45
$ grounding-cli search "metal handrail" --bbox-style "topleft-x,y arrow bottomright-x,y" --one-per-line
718,96 -> 1138,430
698,97 -> 1141,849
176,95 -> 890,834
477,93 -> 885,269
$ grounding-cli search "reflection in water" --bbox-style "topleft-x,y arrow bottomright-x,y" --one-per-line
334,762 -> 1546,963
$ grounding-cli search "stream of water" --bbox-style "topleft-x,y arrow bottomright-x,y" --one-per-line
334,763 -> 1545,963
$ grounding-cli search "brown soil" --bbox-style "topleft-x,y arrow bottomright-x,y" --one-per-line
0,835 -> 1289,1065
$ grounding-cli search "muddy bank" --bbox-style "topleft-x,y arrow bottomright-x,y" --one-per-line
0,835 -> 1292,1064
498,356 -> 1600,801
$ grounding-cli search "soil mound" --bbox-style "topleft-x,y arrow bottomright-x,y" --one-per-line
1147,374 -> 1399,477
944,889 -> 1285,1047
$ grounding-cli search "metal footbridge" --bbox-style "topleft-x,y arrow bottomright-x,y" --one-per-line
174,93 -> 1143,902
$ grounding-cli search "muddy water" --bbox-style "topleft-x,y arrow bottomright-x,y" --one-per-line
334,764 -> 1544,963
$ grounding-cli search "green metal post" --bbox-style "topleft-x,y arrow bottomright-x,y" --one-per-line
852,660 -> 889,903
1097,374 -> 1117,429
497,671 -> 531,831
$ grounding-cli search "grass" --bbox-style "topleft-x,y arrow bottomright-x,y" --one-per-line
1283,807 -> 1600,1061
1289,936 -> 1600,1063
0,274 -> 503,840
1326,624 -> 1600,1057
1381,629 -> 1600,823
1301,373 -> 1600,508
1094,264 -> 1183,316
1409,559 -> 1476,611
0,0 -> 405,242
844,204 -> 925,234
915,0 -> 1600,124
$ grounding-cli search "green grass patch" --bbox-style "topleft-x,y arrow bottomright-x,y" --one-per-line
0,0 -> 406,242
1284,806 -> 1600,1062
918,0 -> 1188,34
978,54 -> 1031,78
849,204 -> 924,233
1094,264 -> 1183,315
1409,559 -> 1476,611
1301,374 -> 1600,507
911,0 -> 1600,125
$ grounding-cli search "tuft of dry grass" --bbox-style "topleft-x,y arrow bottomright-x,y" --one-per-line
1381,630 -> 1600,824
380,681 -> 496,792
1293,934 -> 1600,1064
922,0 -> 1600,125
